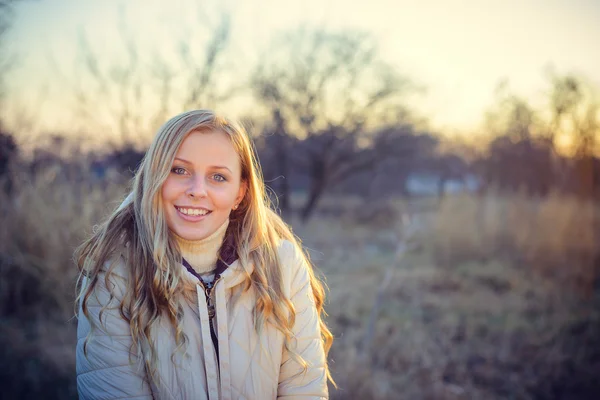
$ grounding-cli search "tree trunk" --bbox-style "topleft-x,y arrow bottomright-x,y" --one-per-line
273,109 -> 291,219
301,164 -> 326,222
398,172 -> 410,197
437,175 -> 447,201
301,181 -> 325,222
274,132 -> 291,218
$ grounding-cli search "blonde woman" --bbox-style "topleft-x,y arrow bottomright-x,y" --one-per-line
75,110 -> 334,399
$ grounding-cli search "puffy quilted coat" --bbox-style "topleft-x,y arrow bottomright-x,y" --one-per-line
76,240 -> 329,399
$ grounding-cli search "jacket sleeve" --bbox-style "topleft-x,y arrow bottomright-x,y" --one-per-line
76,259 -> 153,400
277,241 -> 329,399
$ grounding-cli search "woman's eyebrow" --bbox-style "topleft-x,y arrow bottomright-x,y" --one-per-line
212,166 -> 232,173
174,157 -> 192,164
174,158 -> 232,173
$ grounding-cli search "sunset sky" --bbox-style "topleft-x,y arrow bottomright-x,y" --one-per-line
5,0 -> 600,142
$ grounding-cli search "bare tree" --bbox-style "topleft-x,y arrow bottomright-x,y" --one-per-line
0,0 -> 28,117
547,72 -> 599,198
54,4 -> 236,147
252,27 -> 415,221
0,0 -> 33,192
478,73 -> 600,198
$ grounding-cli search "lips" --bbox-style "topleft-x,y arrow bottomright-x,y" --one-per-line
175,206 -> 212,221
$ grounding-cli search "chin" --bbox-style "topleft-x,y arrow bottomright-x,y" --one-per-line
179,229 -> 210,241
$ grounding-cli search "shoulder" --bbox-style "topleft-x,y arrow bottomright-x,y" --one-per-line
94,247 -> 129,282
276,239 -> 306,270
276,239 -> 297,260
275,239 -> 312,293
82,251 -> 130,304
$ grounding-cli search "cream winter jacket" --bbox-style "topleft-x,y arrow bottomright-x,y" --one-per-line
76,240 -> 329,400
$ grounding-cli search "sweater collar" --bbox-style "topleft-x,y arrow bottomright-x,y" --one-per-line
174,219 -> 250,289
174,219 -> 229,275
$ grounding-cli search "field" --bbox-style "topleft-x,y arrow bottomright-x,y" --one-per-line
1,170 -> 599,399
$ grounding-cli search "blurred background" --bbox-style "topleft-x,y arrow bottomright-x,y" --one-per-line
1,0 -> 599,398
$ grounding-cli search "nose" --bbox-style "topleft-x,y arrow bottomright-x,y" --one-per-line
185,176 -> 207,198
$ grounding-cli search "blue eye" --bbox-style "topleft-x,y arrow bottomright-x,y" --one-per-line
172,167 -> 187,175
213,173 -> 227,182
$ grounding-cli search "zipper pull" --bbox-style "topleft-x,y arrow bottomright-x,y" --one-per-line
207,302 -> 216,319
202,276 -> 222,320
204,281 -> 215,319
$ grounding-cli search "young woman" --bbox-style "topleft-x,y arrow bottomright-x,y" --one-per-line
75,110 -> 334,399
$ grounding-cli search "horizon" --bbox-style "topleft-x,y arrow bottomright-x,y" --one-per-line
3,0 -> 600,147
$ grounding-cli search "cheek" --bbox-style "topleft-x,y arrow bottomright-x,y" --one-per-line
211,187 -> 239,209
161,179 -> 179,202
160,185 -> 169,204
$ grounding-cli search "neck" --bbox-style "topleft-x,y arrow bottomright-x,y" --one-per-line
174,219 -> 229,275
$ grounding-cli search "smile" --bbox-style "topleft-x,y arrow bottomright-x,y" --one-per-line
175,206 -> 212,216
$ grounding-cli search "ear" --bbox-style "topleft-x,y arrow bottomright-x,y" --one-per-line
235,180 -> 247,208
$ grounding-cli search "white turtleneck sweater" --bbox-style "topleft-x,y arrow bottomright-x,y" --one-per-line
174,219 -> 229,281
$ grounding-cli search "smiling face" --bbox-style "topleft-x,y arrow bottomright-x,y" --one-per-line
161,130 -> 246,241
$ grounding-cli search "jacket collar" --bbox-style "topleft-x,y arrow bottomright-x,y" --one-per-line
215,224 -> 256,289
180,224 -> 256,290
220,258 -> 254,289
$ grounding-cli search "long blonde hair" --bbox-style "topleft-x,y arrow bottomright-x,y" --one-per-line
75,109 -> 334,384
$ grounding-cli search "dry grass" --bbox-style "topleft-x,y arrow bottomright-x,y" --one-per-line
0,165 -> 126,399
294,193 -> 600,399
430,191 -> 599,292
1,169 -> 599,399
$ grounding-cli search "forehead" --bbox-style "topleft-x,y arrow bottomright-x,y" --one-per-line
175,130 -> 240,167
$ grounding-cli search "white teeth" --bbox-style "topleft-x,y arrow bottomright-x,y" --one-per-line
177,207 -> 209,216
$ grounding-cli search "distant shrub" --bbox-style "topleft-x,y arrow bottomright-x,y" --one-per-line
0,164 -> 128,400
429,191 -> 599,292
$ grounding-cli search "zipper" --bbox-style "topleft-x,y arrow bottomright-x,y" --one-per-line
199,276 -> 223,364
